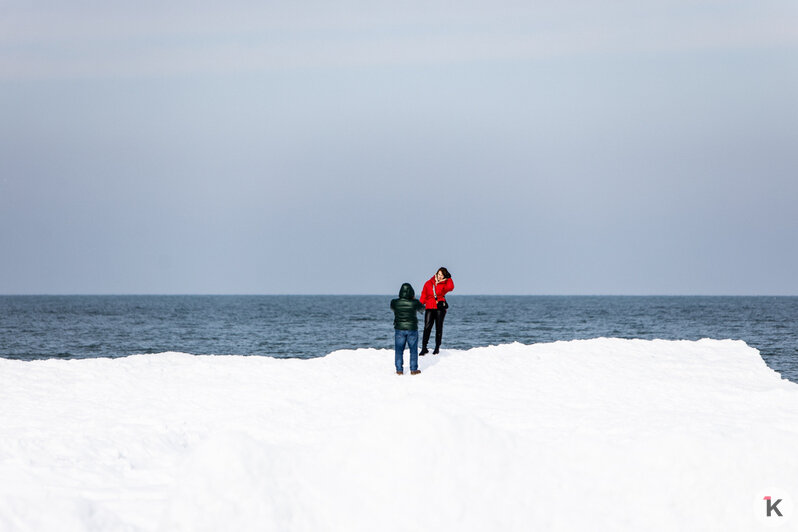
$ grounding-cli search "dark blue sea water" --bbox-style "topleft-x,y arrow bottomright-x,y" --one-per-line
1,295 -> 796,383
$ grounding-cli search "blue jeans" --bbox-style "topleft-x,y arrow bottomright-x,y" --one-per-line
394,329 -> 418,372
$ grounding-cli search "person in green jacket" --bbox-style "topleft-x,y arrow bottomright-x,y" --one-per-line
390,283 -> 425,375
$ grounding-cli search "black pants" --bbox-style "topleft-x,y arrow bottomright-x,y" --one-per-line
422,308 -> 447,349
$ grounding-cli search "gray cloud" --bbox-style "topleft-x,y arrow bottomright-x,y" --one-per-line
1,2 -> 797,294
1,1 -> 796,79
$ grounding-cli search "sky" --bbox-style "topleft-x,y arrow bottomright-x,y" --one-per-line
1,1 -> 797,295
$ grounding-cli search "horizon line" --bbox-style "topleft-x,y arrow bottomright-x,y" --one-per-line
1,293 -> 797,298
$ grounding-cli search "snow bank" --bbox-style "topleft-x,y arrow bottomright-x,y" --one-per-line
0,339 -> 796,531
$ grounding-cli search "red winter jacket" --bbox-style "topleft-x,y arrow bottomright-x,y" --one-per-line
419,276 -> 454,310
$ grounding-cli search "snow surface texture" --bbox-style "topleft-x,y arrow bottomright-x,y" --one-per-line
0,339 -> 796,531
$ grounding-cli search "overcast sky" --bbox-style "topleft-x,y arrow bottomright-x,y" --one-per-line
1,1 -> 797,295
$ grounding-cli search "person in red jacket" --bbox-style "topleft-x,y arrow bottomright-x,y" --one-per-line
418,266 -> 454,355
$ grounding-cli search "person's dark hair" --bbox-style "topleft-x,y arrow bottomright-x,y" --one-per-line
437,267 -> 451,279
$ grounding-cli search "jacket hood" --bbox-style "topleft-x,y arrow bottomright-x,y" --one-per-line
398,283 -> 415,299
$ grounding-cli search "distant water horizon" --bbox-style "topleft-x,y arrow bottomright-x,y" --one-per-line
4,293 -> 798,296
2,295 -> 796,383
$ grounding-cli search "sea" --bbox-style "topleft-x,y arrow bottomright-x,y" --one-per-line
1,295 -> 796,383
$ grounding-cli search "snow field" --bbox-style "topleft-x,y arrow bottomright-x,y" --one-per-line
0,338 -> 796,531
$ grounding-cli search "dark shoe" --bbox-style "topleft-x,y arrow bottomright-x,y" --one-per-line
419,348 -> 429,356
411,370 -> 421,375
396,370 -> 403,375
433,347 -> 440,355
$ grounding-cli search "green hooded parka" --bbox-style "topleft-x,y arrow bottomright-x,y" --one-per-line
390,283 -> 425,330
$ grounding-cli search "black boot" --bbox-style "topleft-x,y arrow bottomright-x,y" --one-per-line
419,346 -> 429,356
433,346 -> 440,355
